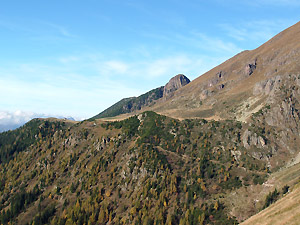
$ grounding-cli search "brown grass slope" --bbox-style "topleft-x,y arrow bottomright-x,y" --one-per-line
147,21 -> 300,120
241,163 -> 300,225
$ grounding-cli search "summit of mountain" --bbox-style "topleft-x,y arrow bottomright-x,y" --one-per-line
163,74 -> 190,99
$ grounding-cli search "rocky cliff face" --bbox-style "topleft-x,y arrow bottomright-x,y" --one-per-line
163,74 -> 190,99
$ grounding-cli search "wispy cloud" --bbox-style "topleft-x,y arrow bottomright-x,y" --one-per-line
103,60 -> 130,74
42,22 -> 76,38
56,52 -> 217,80
0,18 -> 77,42
139,55 -> 207,79
59,56 -> 80,64
92,54 -> 220,80
219,0 -> 300,7
187,31 -> 243,53
0,17 -> 265,122
142,30 -> 242,55
252,0 -> 300,6
0,61 -> 142,119
0,19 -> 34,33
0,49 -> 225,121
219,19 -> 297,46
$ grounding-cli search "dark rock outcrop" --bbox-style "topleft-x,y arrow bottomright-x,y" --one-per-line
163,74 -> 190,98
244,59 -> 257,76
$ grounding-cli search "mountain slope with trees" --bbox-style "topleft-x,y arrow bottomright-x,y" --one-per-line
1,22 -> 300,225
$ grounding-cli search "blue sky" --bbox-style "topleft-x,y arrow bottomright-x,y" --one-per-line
0,0 -> 299,129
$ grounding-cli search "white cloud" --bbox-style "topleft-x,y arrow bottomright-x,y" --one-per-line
0,110 -> 41,132
104,60 -> 129,74
0,110 -> 79,132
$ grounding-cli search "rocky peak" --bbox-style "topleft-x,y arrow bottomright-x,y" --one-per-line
163,74 -> 190,98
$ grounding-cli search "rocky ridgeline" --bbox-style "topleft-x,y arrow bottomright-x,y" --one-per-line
92,74 -> 190,118
163,74 -> 190,99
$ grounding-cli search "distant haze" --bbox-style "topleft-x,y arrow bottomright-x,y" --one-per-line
0,110 -> 76,132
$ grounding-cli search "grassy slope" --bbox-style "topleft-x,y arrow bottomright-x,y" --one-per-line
241,163 -> 300,225
143,22 -> 300,121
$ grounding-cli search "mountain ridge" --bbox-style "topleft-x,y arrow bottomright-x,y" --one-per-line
92,74 -> 190,119
1,21 -> 300,224
93,21 -> 300,122
140,21 -> 300,121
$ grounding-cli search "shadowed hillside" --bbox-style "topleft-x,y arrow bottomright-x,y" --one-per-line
92,86 -> 164,119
